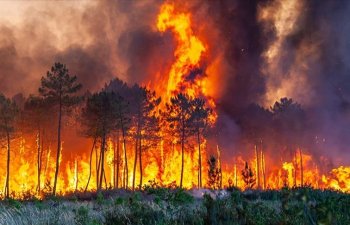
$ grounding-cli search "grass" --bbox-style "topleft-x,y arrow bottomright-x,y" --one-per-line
0,187 -> 349,225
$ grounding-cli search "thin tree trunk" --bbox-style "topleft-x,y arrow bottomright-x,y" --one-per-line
5,131 -> 10,198
121,124 -> 128,189
39,129 -> 45,192
139,137 -> 142,188
300,148 -> 304,186
132,137 -> 138,191
75,159 -> 78,191
36,128 -> 41,193
180,128 -> 185,188
261,150 -> 266,190
255,145 -> 260,189
99,134 -> 106,189
113,140 -> 116,188
294,150 -> 297,187
53,100 -> 62,196
197,130 -> 202,188
96,138 -> 103,190
217,145 -> 222,189
85,137 -> 96,192
116,131 -> 120,189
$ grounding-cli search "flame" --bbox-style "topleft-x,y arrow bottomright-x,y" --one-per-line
156,3 -> 213,105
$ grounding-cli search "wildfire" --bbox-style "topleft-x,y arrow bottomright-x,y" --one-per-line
0,2 -> 349,200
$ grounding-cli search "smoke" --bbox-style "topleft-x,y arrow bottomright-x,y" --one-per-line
1,0 -> 350,164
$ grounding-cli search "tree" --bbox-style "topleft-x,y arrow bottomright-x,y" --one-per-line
22,96 -> 51,193
207,155 -> 221,190
104,79 -> 131,189
164,93 -> 193,188
190,98 -> 212,188
129,85 -> 161,190
39,62 -> 82,195
81,91 -> 116,190
0,94 -> 18,198
241,161 -> 256,189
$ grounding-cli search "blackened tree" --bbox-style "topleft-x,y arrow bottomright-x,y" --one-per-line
241,161 -> 256,189
207,155 -> 221,190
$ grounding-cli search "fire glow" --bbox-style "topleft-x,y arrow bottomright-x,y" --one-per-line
0,1 -> 349,199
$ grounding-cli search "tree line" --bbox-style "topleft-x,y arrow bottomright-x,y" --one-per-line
0,62 -> 309,198
0,62 -> 212,197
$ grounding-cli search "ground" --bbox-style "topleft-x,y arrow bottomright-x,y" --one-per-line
0,187 -> 349,225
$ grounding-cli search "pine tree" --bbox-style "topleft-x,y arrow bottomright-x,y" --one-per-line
39,62 -> 82,195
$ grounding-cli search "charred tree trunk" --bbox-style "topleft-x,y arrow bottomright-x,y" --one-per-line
39,129 -> 45,192
5,131 -> 10,198
85,137 -> 96,192
36,128 -> 41,193
121,123 -> 128,189
113,140 -> 116,188
139,137 -> 142,188
99,134 -> 106,189
261,150 -> 266,190
300,148 -> 304,186
180,128 -> 185,188
53,98 -> 62,196
255,145 -> 260,189
197,130 -> 202,188
116,131 -> 120,189
294,150 -> 297,187
132,137 -> 138,191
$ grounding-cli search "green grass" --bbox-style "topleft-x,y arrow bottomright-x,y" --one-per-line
0,187 -> 349,225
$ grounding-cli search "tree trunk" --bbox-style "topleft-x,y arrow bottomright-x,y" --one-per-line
39,129 -> 45,193
99,134 -> 106,189
113,140 -> 116,188
197,130 -> 202,188
116,131 -> 120,189
53,100 -> 62,196
96,139 -> 102,190
5,131 -> 10,198
85,137 -> 96,192
139,137 -> 142,188
36,128 -> 41,193
132,137 -> 138,191
300,148 -> 304,186
180,128 -> 185,188
121,124 -> 128,189
255,145 -> 260,189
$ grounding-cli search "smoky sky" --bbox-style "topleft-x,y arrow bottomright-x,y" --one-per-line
1,0 -> 350,164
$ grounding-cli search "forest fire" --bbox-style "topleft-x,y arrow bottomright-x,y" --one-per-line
0,0 -> 349,201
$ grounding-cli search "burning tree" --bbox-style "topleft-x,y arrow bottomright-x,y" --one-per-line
242,161 -> 256,189
104,79 -> 131,189
164,93 -> 193,188
81,91 -> 116,190
271,98 -> 306,186
191,98 -> 212,188
0,94 -> 18,198
22,96 -> 52,193
129,85 -> 161,190
39,62 -> 82,195
207,155 -> 221,190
